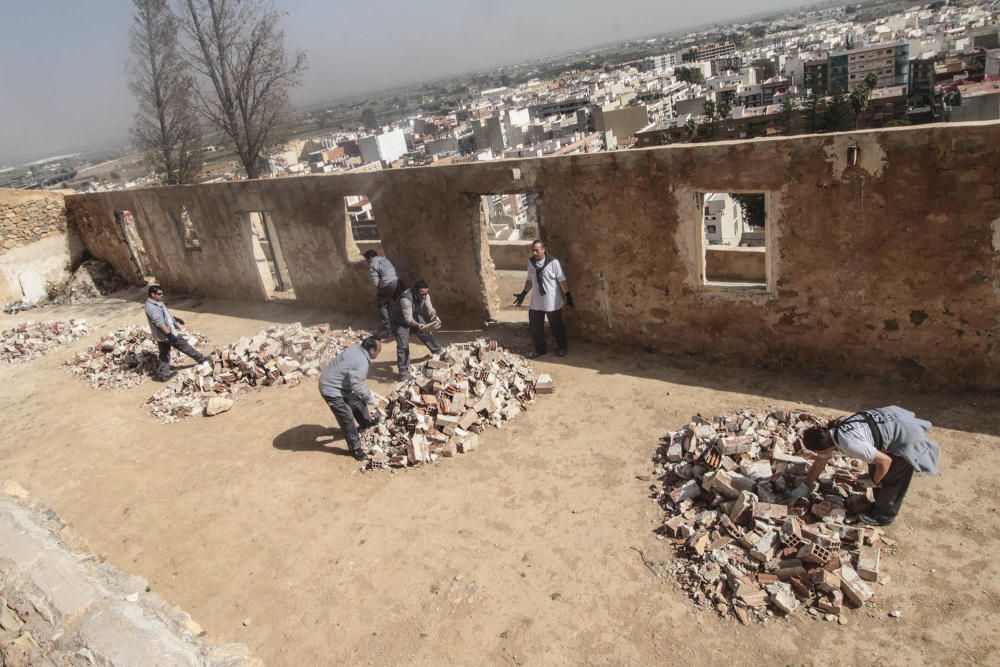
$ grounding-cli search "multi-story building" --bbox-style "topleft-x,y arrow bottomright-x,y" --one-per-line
804,58 -> 829,95
829,41 -> 909,93
909,52 -> 937,105
358,128 -> 408,165
681,41 -> 736,64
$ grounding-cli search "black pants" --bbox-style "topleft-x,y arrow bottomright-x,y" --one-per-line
375,281 -> 398,334
529,308 -> 567,354
394,315 -> 442,377
870,454 -> 914,520
156,337 -> 206,379
322,392 -> 372,454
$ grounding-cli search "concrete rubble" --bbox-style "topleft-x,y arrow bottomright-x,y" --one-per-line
1,320 -> 89,364
146,323 -> 362,423
650,409 -> 893,624
360,339 -> 550,469
66,325 -> 209,390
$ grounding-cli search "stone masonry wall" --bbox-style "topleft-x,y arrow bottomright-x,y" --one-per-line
65,122 -> 1000,390
0,482 -> 258,666
0,189 -> 69,251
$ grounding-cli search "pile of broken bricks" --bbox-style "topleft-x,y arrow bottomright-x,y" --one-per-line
66,325 -> 209,389
651,409 -> 894,625
360,339 -> 554,469
1,320 -> 90,363
146,323 -> 363,423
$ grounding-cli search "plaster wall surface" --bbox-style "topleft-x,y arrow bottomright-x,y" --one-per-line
706,246 -> 766,282
66,122 -> 1000,389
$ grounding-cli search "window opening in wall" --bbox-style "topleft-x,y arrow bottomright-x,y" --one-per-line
114,210 -> 150,279
171,205 -> 201,251
481,192 -> 539,241
345,195 -> 380,258
477,192 -> 542,322
248,211 -> 296,300
700,192 -> 768,291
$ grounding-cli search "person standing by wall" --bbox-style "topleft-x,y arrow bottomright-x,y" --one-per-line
364,250 -> 399,339
513,240 -> 573,358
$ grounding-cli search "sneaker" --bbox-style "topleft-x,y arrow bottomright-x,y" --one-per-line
527,350 -> 546,359
349,448 -> 368,461
858,511 -> 894,526
156,370 -> 178,382
556,348 -> 567,357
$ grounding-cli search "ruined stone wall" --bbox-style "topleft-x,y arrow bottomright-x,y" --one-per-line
0,189 -> 83,303
0,189 -> 69,250
67,123 -> 1000,389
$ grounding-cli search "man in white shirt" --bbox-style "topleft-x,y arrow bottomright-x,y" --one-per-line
802,406 -> 940,526
513,240 -> 573,358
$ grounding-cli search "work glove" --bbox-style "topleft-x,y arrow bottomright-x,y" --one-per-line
174,317 -> 185,326
513,290 -> 528,307
564,292 -> 575,308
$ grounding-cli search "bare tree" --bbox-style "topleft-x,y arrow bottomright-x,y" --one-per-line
176,0 -> 306,178
128,0 -> 203,185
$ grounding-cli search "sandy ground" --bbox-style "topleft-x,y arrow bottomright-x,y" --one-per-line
1,294 -> 999,666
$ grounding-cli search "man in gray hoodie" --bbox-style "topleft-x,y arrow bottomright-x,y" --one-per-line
318,336 -> 382,460
364,250 -> 399,339
144,285 -> 209,381
802,406 -> 940,526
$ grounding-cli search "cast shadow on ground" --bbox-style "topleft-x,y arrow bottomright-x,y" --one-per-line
272,423 -> 356,458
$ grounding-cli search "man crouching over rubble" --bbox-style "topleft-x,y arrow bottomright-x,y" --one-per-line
802,406 -> 940,526
319,336 -> 382,460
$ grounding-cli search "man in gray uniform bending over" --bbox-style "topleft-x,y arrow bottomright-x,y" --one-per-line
802,406 -> 940,526
393,279 -> 443,380
364,250 -> 398,339
144,284 -> 209,381
319,336 -> 382,460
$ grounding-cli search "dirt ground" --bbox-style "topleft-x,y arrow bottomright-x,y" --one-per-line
1,294 -> 999,666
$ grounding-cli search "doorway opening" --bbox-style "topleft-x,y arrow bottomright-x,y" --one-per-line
247,211 -> 296,300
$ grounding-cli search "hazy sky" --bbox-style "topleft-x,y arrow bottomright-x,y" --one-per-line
0,0 -> 809,163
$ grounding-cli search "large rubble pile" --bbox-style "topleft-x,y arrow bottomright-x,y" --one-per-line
651,409 -> 894,625
66,326 -> 209,390
146,323 -> 363,423
1,320 -> 90,363
360,340 -> 554,469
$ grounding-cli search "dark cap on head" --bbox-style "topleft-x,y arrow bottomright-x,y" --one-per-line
801,425 -> 835,452
363,250 -> 378,260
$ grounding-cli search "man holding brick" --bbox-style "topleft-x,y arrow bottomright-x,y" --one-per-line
513,240 -> 573,358
318,336 -> 382,460
802,406 -> 940,526
144,284 -> 209,382
392,279 -> 443,380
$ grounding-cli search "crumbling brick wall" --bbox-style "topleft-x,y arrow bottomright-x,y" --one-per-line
0,189 -> 69,251
65,123 -> 1000,389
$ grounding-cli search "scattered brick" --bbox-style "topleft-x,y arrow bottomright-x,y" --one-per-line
144,323 -> 361,422
66,325 -> 208,390
650,408 -> 892,623
359,339 -> 548,469
1,320 -> 89,364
